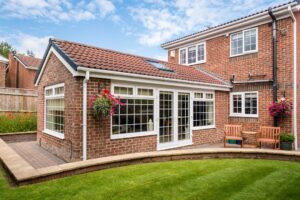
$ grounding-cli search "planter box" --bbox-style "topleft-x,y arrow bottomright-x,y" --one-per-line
0,131 -> 36,143
228,140 -> 236,144
280,142 -> 293,151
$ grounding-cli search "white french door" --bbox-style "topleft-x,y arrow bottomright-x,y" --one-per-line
158,90 -> 192,150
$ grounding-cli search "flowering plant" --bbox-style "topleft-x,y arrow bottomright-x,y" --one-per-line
269,98 -> 293,118
89,89 -> 124,118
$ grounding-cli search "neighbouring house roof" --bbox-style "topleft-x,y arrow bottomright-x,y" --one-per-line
0,54 -> 8,63
14,54 -> 41,70
161,0 -> 298,48
35,38 -> 231,89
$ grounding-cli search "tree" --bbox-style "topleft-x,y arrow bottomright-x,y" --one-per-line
26,50 -> 35,57
0,42 -> 15,58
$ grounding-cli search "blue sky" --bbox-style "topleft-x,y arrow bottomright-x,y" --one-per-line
0,0 -> 289,60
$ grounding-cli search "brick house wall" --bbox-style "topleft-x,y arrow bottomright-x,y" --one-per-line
6,54 -> 37,89
168,17 -> 295,135
0,62 -> 6,88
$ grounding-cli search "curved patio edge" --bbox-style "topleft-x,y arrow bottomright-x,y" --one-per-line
1,140 -> 300,186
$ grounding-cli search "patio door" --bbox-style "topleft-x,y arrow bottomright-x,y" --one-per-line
158,91 -> 192,150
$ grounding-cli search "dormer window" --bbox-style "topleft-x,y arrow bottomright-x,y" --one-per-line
179,42 -> 206,65
230,28 -> 258,57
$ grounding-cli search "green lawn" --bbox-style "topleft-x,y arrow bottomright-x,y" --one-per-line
1,159 -> 300,200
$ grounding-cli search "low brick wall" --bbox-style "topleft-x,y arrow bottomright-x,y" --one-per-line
0,131 -> 36,143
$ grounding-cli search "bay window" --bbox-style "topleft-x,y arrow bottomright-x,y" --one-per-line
179,42 -> 206,65
44,83 -> 65,139
230,92 -> 258,117
193,92 -> 215,129
230,28 -> 257,56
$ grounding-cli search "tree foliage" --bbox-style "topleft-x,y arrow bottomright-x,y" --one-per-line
0,42 -> 15,58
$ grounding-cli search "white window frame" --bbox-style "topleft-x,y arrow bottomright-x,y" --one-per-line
230,91 -> 259,118
230,27 -> 258,57
192,91 -> 216,130
43,83 -> 65,139
111,84 -> 156,139
179,42 -> 206,65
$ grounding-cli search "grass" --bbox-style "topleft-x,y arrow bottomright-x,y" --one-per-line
0,113 -> 37,133
1,159 -> 300,200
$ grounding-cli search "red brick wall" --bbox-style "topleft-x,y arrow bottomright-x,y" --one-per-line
6,54 -> 37,89
37,53 -> 83,161
296,12 -> 300,147
0,62 -> 6,88
168,17 -> 295,134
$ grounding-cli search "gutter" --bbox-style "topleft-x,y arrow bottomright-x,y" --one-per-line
288,5 -> 298,150
268,8 -> 278,127
82,71 -> 90,160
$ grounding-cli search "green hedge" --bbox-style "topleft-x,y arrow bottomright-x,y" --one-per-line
0,113 -> 37,133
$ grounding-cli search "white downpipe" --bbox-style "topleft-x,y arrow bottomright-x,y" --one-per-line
288,6 -> 298,150
83,71 -> 90,160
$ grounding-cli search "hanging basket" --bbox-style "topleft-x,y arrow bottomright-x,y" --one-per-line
269,98 -> 293,119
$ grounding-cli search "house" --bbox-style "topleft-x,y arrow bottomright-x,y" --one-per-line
0,55 -> 8,88
6,52 -> 41,89
34,0 -> 300,162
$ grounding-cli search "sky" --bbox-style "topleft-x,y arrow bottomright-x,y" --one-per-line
0,0 -> 291,60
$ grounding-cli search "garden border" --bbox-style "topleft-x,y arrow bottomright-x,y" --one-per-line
0,131 -> 36,143
1,137 -> 300,186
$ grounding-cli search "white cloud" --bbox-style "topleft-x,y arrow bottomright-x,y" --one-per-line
129,0 -> 289,46
2,33 -> 51,58
0,0 -> 116,22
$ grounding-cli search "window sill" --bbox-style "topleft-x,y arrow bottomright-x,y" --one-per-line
230,114 -> 258,118
229,51 -> 257,58
192,125 -> 215,131
111,131 -> 156,140
43,129 -> 64,139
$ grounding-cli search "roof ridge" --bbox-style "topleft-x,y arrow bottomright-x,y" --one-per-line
161,0 -> 297,47
51,38 -> 166,63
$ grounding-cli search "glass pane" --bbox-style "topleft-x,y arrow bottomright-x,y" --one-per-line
197,44 -> 205,61
194,92 -> 203,99
193,101 -> 214,127
45,98 -> 64,134
244,29 -> 256,52
245,93 -> 257,115
231,32 -> 243,55
188,46 -> 196,64
114,86 -> 133,95
138,88 -> 153,96
178,93 -> 190,141
232,94 -> 242,113
180,49 -> 186,64
159,92 -> 173,143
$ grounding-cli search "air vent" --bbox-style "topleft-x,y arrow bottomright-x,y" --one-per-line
146,60 -> 174,72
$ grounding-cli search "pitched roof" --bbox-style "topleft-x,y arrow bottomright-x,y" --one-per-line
46,39 -> 229,87
15,54 -> 41,69
161,0 -> 298,47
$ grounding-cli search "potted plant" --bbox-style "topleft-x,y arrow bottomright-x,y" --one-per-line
89,89 -> 124,119
280,133 -> 295,150
269,98 -> 293,119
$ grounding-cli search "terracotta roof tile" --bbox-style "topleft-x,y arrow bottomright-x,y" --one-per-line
52,39 -> 229,86
15,54 -> 41,69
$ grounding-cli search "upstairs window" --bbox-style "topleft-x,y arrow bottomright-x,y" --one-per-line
179,42 -> 206,65
230,28 -> 257,56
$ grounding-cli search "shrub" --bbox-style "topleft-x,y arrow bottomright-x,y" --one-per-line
280,133 -> 295,143
0,112 -> 37,133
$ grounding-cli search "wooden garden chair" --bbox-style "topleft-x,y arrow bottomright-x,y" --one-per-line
257,126 -> 280,149
224,124 -> 243,148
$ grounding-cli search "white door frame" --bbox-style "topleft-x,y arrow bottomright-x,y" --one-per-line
157,89 -> 193,150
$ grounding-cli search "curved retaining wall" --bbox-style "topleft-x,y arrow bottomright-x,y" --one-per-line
0,138 -> 300,186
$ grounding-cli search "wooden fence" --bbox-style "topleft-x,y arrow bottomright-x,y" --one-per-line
0,88 -> 37,113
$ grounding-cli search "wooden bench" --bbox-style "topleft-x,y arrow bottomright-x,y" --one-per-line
224,125 -> 243,148
257,126 -> 280,149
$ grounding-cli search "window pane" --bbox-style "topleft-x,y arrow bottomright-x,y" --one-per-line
194,92 -> 203,99
159,92 -> 173,143
206,93 -> 214,99
180,49 -> 186,64
188,46 -> 196,64
244,29 -> 256,52
55,86 -> 64,95
197,44 -> 205,61
112,98 -> 154,135
231,32 -> 243,55
193,101 -> 214,127
178,93 -> 190,141
232,94 -> 242,113
245,93 -> 257,115
46,98 -> 64,134
114,86 -> 133,95
138,88 -> 153,96
46,89 -> 53,96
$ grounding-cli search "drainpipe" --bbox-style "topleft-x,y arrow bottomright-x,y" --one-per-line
83,71 -> 90,160
268,8 -> 278,126
288,6 -> 298,150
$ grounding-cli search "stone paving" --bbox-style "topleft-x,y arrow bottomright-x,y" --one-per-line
9,141 -> 66,169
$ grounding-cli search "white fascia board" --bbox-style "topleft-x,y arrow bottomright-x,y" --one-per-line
162,4 -> 296,49
35,46 -> 80,86
77,66 -> 232,91
13,56 -> 38,70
